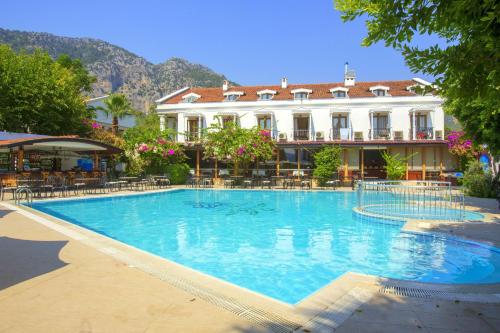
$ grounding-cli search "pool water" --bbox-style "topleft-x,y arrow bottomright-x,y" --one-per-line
30,190 -> 500,304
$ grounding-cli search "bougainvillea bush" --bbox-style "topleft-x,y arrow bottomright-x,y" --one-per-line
446,131 -> 477,171
203,122 -> 275,175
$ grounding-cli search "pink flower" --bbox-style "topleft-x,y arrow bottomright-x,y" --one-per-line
91,122 -> 102,129
168,149 -> 175,155
157,138 -> 166,145
137,143 -> 149,153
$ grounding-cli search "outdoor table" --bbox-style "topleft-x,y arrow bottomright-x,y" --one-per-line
153,176 -> 170,188
271,176 -> 285,188
118,176 -> 138,190
230,176 -> 244,187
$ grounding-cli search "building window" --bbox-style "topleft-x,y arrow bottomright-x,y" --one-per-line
373,89 -> 387,97
294,92 -> 309,100
259,93 -> 273,100
183,96 -> 197,103
187,118 -> 200,141
333,91 -> 347,98
225,94 -> 239,102
257,116 -> 271,130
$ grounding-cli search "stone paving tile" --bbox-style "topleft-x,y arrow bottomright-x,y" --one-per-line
413,311 -> 496,333
334,320 -> 429,333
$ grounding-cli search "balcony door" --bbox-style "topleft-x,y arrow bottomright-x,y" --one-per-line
187,118 -> 199,141
372,114 -> 389,139
331,115 -> 347,139
294,116 -> 309,140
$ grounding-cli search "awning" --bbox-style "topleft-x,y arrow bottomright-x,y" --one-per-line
0,135 -> 122,154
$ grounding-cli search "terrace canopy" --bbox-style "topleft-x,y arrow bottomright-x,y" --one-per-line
0,132 -> 122,177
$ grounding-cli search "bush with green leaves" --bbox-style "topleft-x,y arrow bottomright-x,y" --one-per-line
313,146 -> 342,186
462,160 -> 495,198
165,163 -> 190,184
381,151 -> 415,180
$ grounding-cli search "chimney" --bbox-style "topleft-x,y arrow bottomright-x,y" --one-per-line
222,80 -> 229,91
281,77 -> 288,89
344,62 -> 356,86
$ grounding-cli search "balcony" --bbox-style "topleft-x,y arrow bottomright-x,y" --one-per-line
370,128 -> 391,140
293,129 -> 310,141
411,127 -> 434,140
330,128 -> 351,140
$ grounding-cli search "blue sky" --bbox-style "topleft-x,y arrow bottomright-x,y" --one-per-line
1,0 -> 438,85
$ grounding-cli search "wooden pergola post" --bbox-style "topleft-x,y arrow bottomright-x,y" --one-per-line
214,158 -> 218,180
405,146 -> 409,180
343,148 -> 348,180
297,147 -> 301,179
275,148 -> 280,176
422,146 -> 426,180
17,147 -> 24,172
439,146 -> 444,176
196,148 -> 200,176
360,147 -> 364,180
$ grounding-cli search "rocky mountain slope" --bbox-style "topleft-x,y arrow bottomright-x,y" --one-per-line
0,28 -> 235,111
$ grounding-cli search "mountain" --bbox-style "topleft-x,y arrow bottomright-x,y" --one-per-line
0,28 -> 236,111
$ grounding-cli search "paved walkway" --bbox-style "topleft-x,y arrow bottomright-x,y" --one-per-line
1,191 -> 499,332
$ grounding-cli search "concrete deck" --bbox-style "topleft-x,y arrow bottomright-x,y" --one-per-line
1,188 -> 499,332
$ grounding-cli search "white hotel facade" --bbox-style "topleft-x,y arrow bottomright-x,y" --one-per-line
156,70 -> 458,181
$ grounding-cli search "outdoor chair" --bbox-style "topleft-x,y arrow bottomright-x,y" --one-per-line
325,172 -> 340,190
260,177 -> 272,189
222,176 -> 234,188
283,177 -> 295,189
300,177 -> 312,190
242,178 -> 254,189
201,177 -> 213,188
0,181 -> 17,200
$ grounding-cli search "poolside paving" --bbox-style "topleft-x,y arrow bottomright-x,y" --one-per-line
1,190 -> 500,332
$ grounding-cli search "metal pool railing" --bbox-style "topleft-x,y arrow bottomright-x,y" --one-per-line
356,180 -> 465,221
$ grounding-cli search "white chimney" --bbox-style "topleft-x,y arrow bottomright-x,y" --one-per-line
344,62 -> 356,86
222,80 -> 229,91
281,77 -> 288,89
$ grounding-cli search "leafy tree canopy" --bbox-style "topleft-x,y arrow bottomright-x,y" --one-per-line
335,0 -> 500,154
0,44 -> 95,136
313,145 -> 343,185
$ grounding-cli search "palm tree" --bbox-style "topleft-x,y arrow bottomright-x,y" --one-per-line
98,94 -> 135,135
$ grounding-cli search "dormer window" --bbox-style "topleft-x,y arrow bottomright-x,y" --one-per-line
257,89 -> 276,101
291,88 -> 312,100
329,87 -> 349,98
223,91 -> 244,102
369,85 -> 390,97
181,92 -> 200,103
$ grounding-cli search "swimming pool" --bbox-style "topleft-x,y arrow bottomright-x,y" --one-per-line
30,189 -> 500,304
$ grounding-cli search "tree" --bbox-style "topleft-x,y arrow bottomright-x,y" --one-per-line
97,94 -> 136,135
0,45 -> 95,135
313,146 -> 343,186
335,0 -> 500,155
203,122 -> 275,175
381,151 -> 415,180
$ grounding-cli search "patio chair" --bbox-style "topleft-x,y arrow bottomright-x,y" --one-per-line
0,180 -> 17,200
242,178 -> 254,189
260,177 -> 272,189
300,176 -> 312,190
325,172 -> 340,190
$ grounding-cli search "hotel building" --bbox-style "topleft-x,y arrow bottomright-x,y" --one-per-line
155,68 -> 457,181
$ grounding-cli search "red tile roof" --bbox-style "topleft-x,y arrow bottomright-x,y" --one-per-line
161,80 -> 419,104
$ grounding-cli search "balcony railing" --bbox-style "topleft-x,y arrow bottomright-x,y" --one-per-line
410,127 -> 434,140
293,129 -> 310,140
370,128 -> 391,140
330,127 -> 351,140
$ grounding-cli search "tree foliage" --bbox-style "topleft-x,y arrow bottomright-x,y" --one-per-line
202,122 -> 275,174
313,145 -> 343,186
335,0 -> 500,154
0,45 -> 95,135
381,151 -> 414,180
462,160 -> 496,198
96,93 -> 136,135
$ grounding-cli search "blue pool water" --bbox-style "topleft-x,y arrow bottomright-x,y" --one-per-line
30,190 -> 500,304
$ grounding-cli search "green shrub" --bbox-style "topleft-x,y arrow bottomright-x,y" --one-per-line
382,151 -> 407,180
313,146 -> 342,186
165,163 -> 190,184
462,160 -> 495,198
